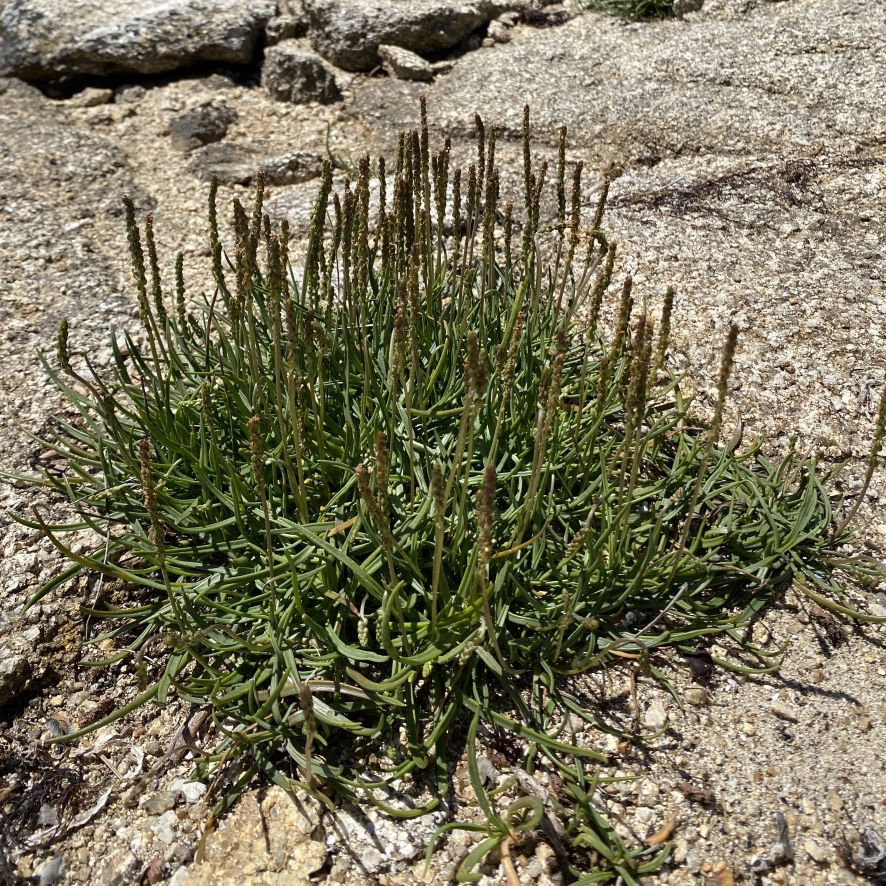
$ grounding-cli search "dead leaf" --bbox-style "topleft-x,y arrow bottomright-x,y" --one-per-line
645,818 -> 677,846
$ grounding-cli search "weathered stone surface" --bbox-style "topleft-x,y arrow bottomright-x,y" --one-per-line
0,0 -> 276,80
187,142 -> 324,186
378,44 -> 435,82
302,0 -> 539,72
261,41 -> 342,104
265,14 -> 309,46
66,86 -> 113,107
169,102 -> 237,152
182,787 -> 325,885
359,0 -> 885,163
259,151 -> 324,185
0,640 -> 30,707
187,141 -> 259,185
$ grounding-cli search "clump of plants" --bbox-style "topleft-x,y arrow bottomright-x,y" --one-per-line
13,101 -> 885,882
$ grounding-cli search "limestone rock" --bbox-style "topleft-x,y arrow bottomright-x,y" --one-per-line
261,41 -> 341,105
302,0 -> 536,72
0,0 -> 276,81
169,102 -> 237,152
378,44 -> 435,82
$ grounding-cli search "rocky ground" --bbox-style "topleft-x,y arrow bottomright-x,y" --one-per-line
0,0 -> 884,883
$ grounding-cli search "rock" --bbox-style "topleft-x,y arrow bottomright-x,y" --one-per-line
261,41 -> 341,105
673,0 -> 705,16
0,74 -> 44,105
188,142 -> 316,186
488,20 -> 513,43
187,142 -> 259,185
0,643 -> 30,706
94,847 -> 141,886
684,686 -> 710,706
826,791 -> 843,813
804,839 -> 829,864
302,0 -> 528,72
35,854 -> 65,886
143,858 -> 166,885
266,14 -> 309,45
769,699 -> 799,723
67,87 -> 113,108
259,151 -> 324,186
378,44 -> 435,82
0,0 -> 277,81
858,825 -> 885,872
169,102 -> 237,152
115,85 -> 146,104
705,863 -> 734,886
637,780 -> 659,807
170,779 -> 207,805
151,809 -> 179,845
184,786 -> 325,884
140,790 -> 177,815
643,699 -> 668,730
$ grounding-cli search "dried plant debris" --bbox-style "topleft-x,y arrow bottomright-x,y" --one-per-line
6,101 -> 886,883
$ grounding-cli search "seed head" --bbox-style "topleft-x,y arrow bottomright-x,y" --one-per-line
122,196 -> 150,327
711,324 -> 739,443
144,213 -> 165,323
175,253 -> 186,330
375,430 -> 390,517
138,438 -> 164,554
57,319 -> 72,374
476,463 -> 496,566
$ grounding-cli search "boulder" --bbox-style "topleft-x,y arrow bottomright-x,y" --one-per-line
302,0 -> 536,72
259,151 -> 324,186
378,44 -> 435,82
169,102 -> 237,152
261,41 -> 341,104
0,0 -> 276,81
188,142 -> 260,185
188,143 -> 324,186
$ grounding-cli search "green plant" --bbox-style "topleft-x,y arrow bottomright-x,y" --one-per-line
11,101 -> 885,882
584,0 -> 674,18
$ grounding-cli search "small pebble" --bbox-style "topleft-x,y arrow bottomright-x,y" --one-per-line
770,700 -> 799,723
804,839 -> 829,863
684,686 -> 709,707
140,791 -> 177,816
644,699 -> 668,730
